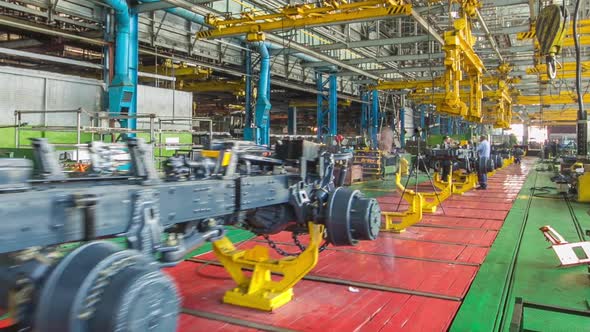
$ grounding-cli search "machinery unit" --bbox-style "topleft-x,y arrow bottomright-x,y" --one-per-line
536,5 -> 570,79
0,138 -> 381,331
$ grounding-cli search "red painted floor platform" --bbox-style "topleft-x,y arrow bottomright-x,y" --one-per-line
167,163 -> 530,331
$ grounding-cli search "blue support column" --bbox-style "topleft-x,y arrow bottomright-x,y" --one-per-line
316,72 -> 325,140
328,74 -> 337,137
316,72 -> 337,140
287,106 -> 296,135
371,90 -> 379,148
400,107 -> 406,148
447,117 -> 453,135
244,48 -> 253,141
419,105 -> 427,140
360,90 -> 369,136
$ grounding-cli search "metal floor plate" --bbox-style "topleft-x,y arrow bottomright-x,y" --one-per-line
172,162 -> 530,331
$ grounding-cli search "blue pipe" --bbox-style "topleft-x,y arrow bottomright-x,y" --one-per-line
253,42 -> 271,146
137,1 -> 326,65
371,90 -> 379,149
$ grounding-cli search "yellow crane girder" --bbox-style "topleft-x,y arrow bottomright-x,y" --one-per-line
526,61 -> 590,74
197,0 -> 411,39
527,109 -> 578,121
517,19 -> 590,40
139,60 -> 212,80
370,76 -> 519,90
288,100 -> 351,108
514,93 -> 590,105
178,80 -> 246,96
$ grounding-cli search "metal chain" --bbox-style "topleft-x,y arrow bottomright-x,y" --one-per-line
263,232 -> 330,257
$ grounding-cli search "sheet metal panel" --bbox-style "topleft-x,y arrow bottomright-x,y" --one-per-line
137,85 -> 193,130
168,263 -> 460,332
0,66 -> 104,126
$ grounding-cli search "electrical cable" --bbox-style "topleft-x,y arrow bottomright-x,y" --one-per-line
573,0 -> 587,156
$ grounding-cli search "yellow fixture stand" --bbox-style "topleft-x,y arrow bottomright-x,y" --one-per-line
394,172 -> 451,213
400,157 -> 409,176
577,173 -> 590,202
451,171 -> 478,194
212,222 -> 323,311
382,192 -> 423,233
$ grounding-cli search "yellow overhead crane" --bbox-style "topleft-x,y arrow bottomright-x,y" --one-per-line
482,81 -> 512,129
178,79 -> 246,96
517,18 -> 590,41
526,61 -> 590,81
527,61 -> 590,74
139,59 -> 212,81
514,92 -> 590,106
288,100 -> 351,108
406,64 -> 516,128
481,64 -> 513,129
528,109 -> 578,122
370,0 -> 485,122
371,76 -> 520,91
196,0 -> 412,40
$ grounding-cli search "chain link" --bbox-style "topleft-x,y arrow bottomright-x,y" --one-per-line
263,232 -> 329,257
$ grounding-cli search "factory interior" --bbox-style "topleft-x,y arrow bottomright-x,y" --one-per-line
1,0 -> 590,330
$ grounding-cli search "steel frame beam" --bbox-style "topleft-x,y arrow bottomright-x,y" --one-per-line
311,35 -> 433,51
303,53 -> 445,68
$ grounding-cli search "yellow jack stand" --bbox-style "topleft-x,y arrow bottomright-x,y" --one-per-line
212,222 -> 323,311
382,192 -> 423,233
451,171 -> 478,194
487,169 -> 496,177
394,172 -> 451,213
504,156 -> 514,166
400,157 -> 409,176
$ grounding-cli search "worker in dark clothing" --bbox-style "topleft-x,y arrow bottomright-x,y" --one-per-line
514,147 -> 524,165
441,135 -> 453,182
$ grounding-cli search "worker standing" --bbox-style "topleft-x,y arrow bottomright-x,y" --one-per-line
441,135 -> 453,181
476,135 -> 491,190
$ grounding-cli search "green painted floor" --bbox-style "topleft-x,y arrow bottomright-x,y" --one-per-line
451,161 -> 590,332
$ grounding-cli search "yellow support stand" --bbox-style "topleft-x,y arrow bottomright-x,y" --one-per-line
394,172 -> 452,213
400,157 -> 409,176
212,222 -> 323,311
382,192 -> 423,233
451,171 -> 478,194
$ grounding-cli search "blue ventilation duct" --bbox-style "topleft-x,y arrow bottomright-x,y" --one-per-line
137,1 -> 328,65
252,42 -> 271,146
106,0 -> 136,130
